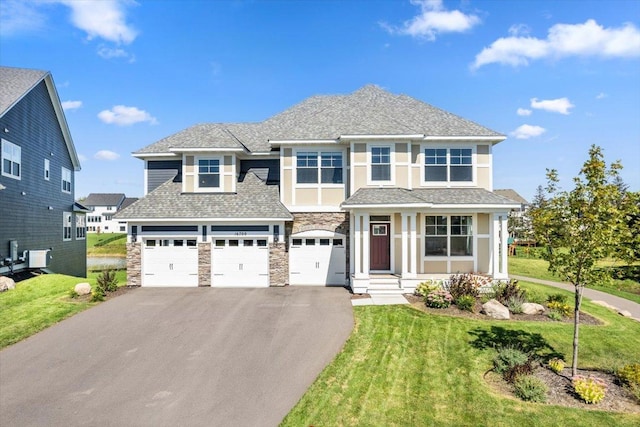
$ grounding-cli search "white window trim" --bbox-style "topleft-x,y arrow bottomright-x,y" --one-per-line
194,155 -> 223,193
366,143 -> 395,185
1,139 -> 21,180
419,144 -> 477,187
63,212 -> 72,241
61,167 -> 72,194
293,148 -> 346,188
75,214 -> 86,240
44,158 -> 50,181
423,214 -> 474,260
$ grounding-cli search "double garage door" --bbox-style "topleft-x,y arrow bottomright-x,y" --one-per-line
142,238 -> 269,287
289,233 -> 346,286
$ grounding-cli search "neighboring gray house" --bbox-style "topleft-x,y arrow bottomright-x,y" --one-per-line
117,85 -> 518,291
81,193 -> 138,233
494,189 -> 531,241
0,66 -> 86,278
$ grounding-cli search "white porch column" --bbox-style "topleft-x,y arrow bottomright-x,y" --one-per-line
401,213 -> 409,277
354,213 -> 363,278
409,212 -> 417,278
491,214 -> 500,278
362,214 -> 370,276
500,214 -> 509,278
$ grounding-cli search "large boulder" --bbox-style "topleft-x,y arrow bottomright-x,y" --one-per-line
74,282 -> 92,296
521,303 -> 546,315
0,276 -> 16,292
482,299 -> 510,320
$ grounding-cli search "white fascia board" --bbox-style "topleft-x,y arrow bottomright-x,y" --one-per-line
269,139 -> 339,146
339,134 -> 424,141
169,147 -> 245,153
423,136 -> 506,143
286,206 -> 343,213
132,152 -> 180,159
341,203 -> 433,210
341,203 -> 520,211
120,216 -> 293,223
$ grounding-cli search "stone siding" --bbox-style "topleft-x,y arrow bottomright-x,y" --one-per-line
126,242 -> 142,287
269,242 -> 287,286
198,242 -> 211,287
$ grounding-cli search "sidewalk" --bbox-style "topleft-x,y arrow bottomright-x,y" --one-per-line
511,275 -> 640,322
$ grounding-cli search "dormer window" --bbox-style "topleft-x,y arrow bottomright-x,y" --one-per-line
198,158 -> 220,188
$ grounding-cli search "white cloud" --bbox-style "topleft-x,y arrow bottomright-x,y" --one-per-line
511,124 -> 546,139
473,19 -> 640,69
508,24 -> 530,37
517,108 -> 532,116
530,97 -> 574,114
61,100 -> 82,111
59,0 -> 137,44
97,45 -> 135,62
0,0 -> 47,37
94,150 -> 120,161
596,92 -> 608,99
381,0 -> 480,41
98,105 -> 158,126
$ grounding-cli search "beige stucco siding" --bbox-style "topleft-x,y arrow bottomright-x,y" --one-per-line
353,165 -> 367,189
185,175 -> 194,192
424,260 -> 448,274
224,175 -> 233,189
296,188 -> 318,205
477,237 -> 490,273
283,170 -> 292,205
185,156 -> 194,172
451,260 -> 474,274
396,165 -> 409,188
283,148 -> 292,167
353,143 -> 366,163
477,167 -> 491,190
321,188 -> 346,205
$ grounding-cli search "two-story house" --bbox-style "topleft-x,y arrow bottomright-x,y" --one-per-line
0,66 -> 86,278
116,85 -> 518,292
82,193 -> 138,233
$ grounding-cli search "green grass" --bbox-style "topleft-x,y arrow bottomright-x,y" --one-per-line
509,256 -> 640,305
87,233 -> 127,256
282,288 -> 640,426
0,271 -> 128,349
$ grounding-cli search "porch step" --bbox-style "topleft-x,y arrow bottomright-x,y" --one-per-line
368,280 -> 403,295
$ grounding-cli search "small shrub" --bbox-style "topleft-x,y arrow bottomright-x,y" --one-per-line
547,301 -> 572,317
415,280 -> 439,297
494,279 -> 526,305
618,363 -> 640,388
91,290 -> 105,302
548,358 -> 565,374
505,295 -> 526,314
573,375 -> 607,404
425,290 -> 453,308
514,375 -> 548,403
448,273 -> 485,299
96,269 -> 119,295
455,295 -> 476,312
547,310 -> 563,321
547,293 -> 568,304
494,346 -> 530,378
68,289 -> 79,299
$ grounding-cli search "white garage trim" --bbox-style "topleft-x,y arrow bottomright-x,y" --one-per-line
289,231 -> 346,286
142,238 -> 199,287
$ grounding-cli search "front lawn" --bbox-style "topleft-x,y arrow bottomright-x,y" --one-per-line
509,256 -> 640,305
87,233 -> 127,256
282,285 -> 640,426
0,271 -> 127,349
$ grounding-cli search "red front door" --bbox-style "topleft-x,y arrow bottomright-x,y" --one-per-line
370,223 -> 390,270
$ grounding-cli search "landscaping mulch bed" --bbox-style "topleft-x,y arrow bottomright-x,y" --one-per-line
66,286 -> 130,303
404,294 -> 603,325
486,367 -> 640,413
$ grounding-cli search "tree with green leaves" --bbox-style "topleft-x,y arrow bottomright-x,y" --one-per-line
532,145 -> 625,376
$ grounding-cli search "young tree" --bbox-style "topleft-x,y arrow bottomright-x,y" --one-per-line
533,145 -> 625,376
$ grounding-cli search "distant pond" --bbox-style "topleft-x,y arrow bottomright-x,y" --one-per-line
87,256 -> 126,271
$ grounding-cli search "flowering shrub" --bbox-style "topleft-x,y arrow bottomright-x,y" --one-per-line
448,273 -> 490,299
617,363 -> 640,387
572,375 -> 607,404
455,295 -> 476,312
415,280 -> 440,297
547,301 -> 573,317
548,358 -> 565,373
493,279 -> 526,305
425,290 -> 453,308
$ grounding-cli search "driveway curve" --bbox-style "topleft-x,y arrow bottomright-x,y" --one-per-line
0,287 -> 353,427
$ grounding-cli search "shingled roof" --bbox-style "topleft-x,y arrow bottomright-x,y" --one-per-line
494,189 -> 529,205
115,171 -> 292,220
0,66 -> 48,116
134,85 -> 504,155
82,193 -> 126,207
342,187 -> 520,208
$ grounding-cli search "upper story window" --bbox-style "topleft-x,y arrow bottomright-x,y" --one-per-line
2,139 -> 21,180
61,167 -> 72,193
425,148 -> 472,182
296,151 -> 343,184
44,159 -> 50,181
425,215 -> 473,257
371,146 -> 391,181
198,158 -> 220,188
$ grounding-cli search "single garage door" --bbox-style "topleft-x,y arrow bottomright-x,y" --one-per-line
289,233 -> 346,286
211,238 -> 269,287
143,239 -> 199,287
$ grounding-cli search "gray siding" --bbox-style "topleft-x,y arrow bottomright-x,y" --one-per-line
239,159 -> 280,183
147,160 -> 182,193
0,80 -> 86,277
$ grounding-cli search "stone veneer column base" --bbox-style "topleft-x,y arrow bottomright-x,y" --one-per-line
126,242 -> 142,287
269,242 -> 287,286
198,242 -> 211,287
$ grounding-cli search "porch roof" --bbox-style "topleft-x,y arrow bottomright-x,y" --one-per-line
341,187 -> 521,209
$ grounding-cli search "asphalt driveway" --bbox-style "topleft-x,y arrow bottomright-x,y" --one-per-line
0,287 -> 353,427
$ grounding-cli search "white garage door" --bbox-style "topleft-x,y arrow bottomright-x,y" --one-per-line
211,238 -> 269,287
289,233 -> 346,286
143,239 -> 199,287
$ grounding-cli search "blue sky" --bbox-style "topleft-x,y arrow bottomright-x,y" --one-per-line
1,0 -> 639,201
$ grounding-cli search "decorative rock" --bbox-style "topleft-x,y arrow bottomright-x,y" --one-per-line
618,310 -> 632,318
482,299 -> 510,320
521,303 -> 546,315
74,282 -> 92,296
0,276 -> 16,292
